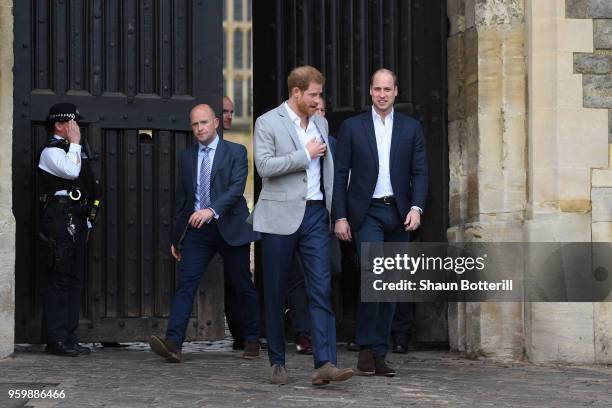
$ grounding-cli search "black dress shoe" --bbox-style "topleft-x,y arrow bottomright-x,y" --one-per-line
45,342 -> 79,357
70,343 -> 91,355
232,339 -> 245,350
392,343 -> 408,354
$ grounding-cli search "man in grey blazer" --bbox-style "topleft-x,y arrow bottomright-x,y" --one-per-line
251,65 -> 353,386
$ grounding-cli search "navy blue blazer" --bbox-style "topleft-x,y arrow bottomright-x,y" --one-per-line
172,139 -> 259,247
332,110 -> 428,231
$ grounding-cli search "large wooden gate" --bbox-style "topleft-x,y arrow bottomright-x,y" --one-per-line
13,0 -> 224,343
253,0 -> 449,342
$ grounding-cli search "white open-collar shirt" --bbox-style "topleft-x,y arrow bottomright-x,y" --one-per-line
284,102 -> 324,201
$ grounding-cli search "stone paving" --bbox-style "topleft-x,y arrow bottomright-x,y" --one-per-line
0,339 -> 611,408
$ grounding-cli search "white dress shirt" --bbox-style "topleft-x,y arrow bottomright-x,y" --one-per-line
372,107 -> 394,198
39,135 -> 95,228
284,102 -> 324,201
371,108 -> 423,214
38,135 -> 82,195
38,135 -> 81,179
194,134 -> 220,220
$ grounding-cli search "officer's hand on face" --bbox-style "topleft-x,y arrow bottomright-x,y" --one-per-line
188,208 -> 214,228
170,245 -> 181,262
66,120 -> 81,145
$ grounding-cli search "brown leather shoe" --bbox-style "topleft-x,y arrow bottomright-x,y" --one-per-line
356,349 -> 375,376
374,356 -> 396,377
148,335 -> 182,363
242,341 -> 260,359
270,364 -> 288,385
311,362 -> 354,386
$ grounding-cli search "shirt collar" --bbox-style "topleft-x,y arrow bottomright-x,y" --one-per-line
199,134 -> 219,152
372,106 -> 394,124
284,101 -> 312,127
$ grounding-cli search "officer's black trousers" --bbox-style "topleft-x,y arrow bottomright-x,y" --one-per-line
40,200 -> 87,344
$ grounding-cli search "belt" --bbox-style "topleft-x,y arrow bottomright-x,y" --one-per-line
306,200 -> 324,206
372,196 -> 396,205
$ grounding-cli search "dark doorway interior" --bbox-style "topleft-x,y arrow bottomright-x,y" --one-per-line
13,0 -> 224,343
253,0 -> 449,344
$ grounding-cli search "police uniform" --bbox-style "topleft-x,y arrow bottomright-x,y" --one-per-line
39,103 -> 98,357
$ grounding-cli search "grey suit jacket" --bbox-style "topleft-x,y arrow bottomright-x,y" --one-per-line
250,103 -> 333,235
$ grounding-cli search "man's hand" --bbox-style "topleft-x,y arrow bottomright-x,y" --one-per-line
170,245 -> 181,262
404,209 -> 421,231
335,219 -> 352,241
189,208 -> 214,228
306,137 -> 327,159
66,120 -> 81,144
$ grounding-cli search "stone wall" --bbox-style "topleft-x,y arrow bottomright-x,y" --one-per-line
447,0 -> 527,361
0,0 -> 15,359
448,0 -> 612,364
566,0 -> 612,364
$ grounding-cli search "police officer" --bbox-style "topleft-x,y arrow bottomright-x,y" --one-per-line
39,103 -> 98,357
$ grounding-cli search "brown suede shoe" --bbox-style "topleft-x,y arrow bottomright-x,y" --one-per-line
311,362 -> 354,386
374,356 -> 396,377
148,335 -> 182,363
270,364 -> 288,385
242,341 -> 260,359
356,349 -> 375,376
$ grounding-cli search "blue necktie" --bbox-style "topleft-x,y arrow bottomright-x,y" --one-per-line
199,147 -> 211,209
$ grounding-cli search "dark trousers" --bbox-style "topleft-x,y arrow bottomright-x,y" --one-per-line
166,223 -> 260,347
224,272 -> 244,344
287,256 -> 311,339
391,302 -> 415,345
353,201 -> 410,357
261,204 -> 336,368
41,200 -> 87,344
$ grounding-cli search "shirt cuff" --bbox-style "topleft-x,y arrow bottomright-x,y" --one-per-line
410,206 -> 423,214
208,207 -> 219,220
68,143 -> 82,153
304,147 -> 312,160
336,218 -> 347,222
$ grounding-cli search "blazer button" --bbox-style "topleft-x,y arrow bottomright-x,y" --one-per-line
302,196 -> 306,200
303,177 -> 307,182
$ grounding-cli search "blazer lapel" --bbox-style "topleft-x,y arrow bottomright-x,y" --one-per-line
389,113 -> 401,175
277,104 -> 302,150
362,112 -> 379,163
190,144 -> 199,192
210,138 -> 226,183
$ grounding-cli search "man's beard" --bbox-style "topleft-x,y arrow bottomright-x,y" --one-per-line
297,98 -> 312,117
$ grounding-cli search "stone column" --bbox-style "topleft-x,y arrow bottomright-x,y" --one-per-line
0,0 -> 15,359
447,0 -> 527,361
